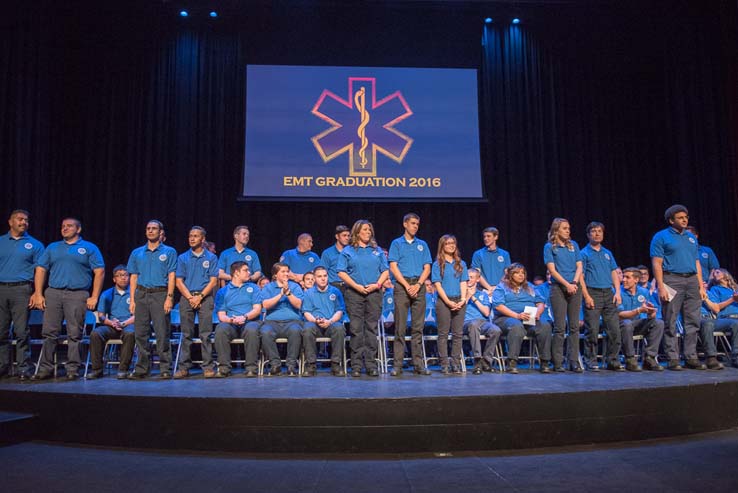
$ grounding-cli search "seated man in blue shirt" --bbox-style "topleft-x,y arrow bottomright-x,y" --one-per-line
701,268 -> 738,369
87,265 -> 135,379
258,263 -> 304,376
213,261 -> 262,377
618,268 -> 664,371
280,233 -> 320,287
463,268 -> 501,374
301,266 -> 346,376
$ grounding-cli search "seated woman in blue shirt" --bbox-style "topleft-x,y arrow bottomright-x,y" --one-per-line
702,268 -> 738,368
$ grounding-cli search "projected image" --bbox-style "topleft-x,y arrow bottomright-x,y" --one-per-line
243,65 -> 483,200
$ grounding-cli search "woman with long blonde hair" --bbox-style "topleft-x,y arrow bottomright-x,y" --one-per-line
431,235 -> 468,373
543,218 -> 583,372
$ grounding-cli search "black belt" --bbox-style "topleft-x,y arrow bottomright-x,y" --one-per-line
404,277 -> 420,284
51,287 -> 88,292
588,287 -> 612,292
0,281 -> 31,287
447,295 -> 462,302
190,291 -> 208,298
664,272 -> 695,278
138,286 -> 168,293
330,281 -> 345,287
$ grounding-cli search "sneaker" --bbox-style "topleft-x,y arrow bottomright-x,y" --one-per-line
481,360 -> 492,372
351,368 -> 362,377
203,368 -> 217,379
367,368 -> 379,377
685,359 -> 707,370
31,372 -> 53,381
507,360 -> 519,374
331,365 -> 346,377
128,371 -> 148,379
173,369 -> 189,379
215,369 -> 231,378
451,366 -> 462,375
158,371 -> 172,379
286,366 -> 298,377
302,366 -> 317,377
86,369 -> 103,380
116,372 -> 128,380
588,363 -> 600,372
413,367 -> 431,376
706,357 -> 724,370
606,362 -> 625,372
553,365 -> 565,373
625,358 -> 641,372
667,360 -> 683,371
440,366 -> 451,375
643,356 -> 663,371
243,369 -> 257,378
571,364 -> 584,374
269,365 -> 282,376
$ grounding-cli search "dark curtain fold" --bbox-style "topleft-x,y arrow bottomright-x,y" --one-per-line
1,0 -> 736,286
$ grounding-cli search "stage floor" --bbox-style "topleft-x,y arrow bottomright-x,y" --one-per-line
1,366 -> 738,399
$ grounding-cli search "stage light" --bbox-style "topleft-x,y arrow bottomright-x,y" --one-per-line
179,10 -> 188,17
511,18 -> 521,24
209,11 -> 218,18
484,17 -> 493,24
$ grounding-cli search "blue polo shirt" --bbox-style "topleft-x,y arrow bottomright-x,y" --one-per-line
431,260 -> 469,298
543,241 -> 582,284
388,236 -> 432,278
708,285 -> 738,318
492,282 -> 543,315
38,237 -> 105,290
97,287 -> 131,321
465,288 -> 491,322
336,245 -> 388,286
280,248 -> 320,275
176,249 -> 218,292
127,243 -> 177,288
217,246 -> 262,277
580,244 -> 618,289
470,246 -> 511,287
0,232 -> 45,282
320,245 -> 345,284
258,280 -> 303,321
535,283 -> 553,323
649,227 -> 698,274
698,245 -> 719,282
214,282 -> 260,318
302,285 -> 345,320
618,287 -> 651,320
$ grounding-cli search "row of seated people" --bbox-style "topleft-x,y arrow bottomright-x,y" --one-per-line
80,258 -> 737,380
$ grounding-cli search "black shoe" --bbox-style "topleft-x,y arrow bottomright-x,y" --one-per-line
86,370 -> 103,380
116,372 -> 128,380
588,363 -> 600,372
553,365 -> 565,373
481,360 -> 493,372
367,368 -> 379,377
19,371 -> 34,381
507,360 -> 519,374
158,372 -> 172,379
472,365 -> 483,375
667,360 -> 684,371
351,368 -> 362,377
287,367 -> 298,377
440,366 -> 450,375
685,359 -> 707,370
243,369 -> 257,378
128,371 -> 148,379
571,364 -> 584,374
643,356 -> 664,371
31,371 -> 52,381
413,367 -> 431,376
66,372 -> 79,381
705,357 -> 724,370
606,362 -> 625,372
625,358 -> 642,372
215,369 -> 231,378
331,365 -> 346,377
269,365 -> 282,376
302,367 -> 317,377
390,368 -> 402,377
540,365 -> 551,374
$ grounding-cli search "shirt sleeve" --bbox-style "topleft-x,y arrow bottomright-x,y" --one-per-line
175,255 -> 187,279
214,287 -> 226,312
430,262 -> 441,283
89,244 -> 105,270
543,243 -> 554,265
649,232 -> 664,258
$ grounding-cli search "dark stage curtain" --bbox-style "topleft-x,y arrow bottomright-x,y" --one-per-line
1,0 -> 736,287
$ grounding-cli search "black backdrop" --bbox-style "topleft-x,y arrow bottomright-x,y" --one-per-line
2,0 -> 736,287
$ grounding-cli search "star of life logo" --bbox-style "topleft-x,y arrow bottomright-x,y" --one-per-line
311,77 -> 413,177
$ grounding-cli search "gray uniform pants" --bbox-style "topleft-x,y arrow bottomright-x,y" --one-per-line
38,287 -> 88,375
435,299 -> 466,368
496,316 -> 552,362
177,295 -> 215,371
302,322 -> 345,366
260,320 -> 302,369
550,282 -> 582,366
344,289 -> 381,371
133,290 -> 171,374
89,325 -> 135,372
392,284 -> 426,368
583,287 -> 622,366
620,318 -> 664,358
214,321 -> 261,372
661,274 -> 701,360
0,283 -> 33,375
700,316 -> 738,359
464,318 -> 501,364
